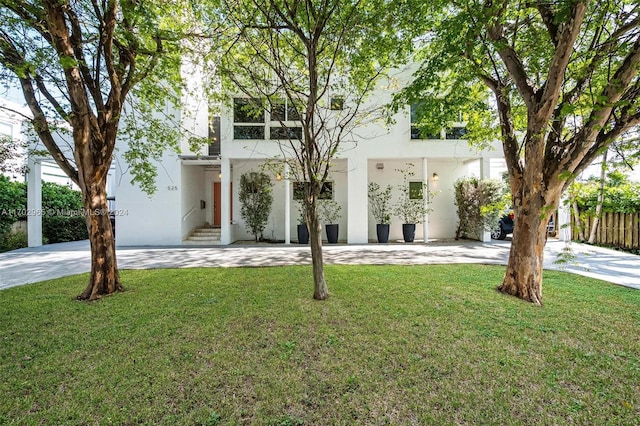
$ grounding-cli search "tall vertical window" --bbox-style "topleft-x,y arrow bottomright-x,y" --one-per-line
208,116 -> 221,155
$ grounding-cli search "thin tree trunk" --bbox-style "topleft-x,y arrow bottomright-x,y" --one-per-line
307,197 -> 329,300
77,175 -> 122,300
572,199 -> 586,241
308,202 -> 328,300
588,151 -> 608,244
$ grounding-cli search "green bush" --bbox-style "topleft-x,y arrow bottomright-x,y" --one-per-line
570,179 -> 640,214
0,175 -> 26,235
0,176 -> 88,245
239,171 -> 273,241
41,182 -> 87,243
454,177 -> 507,239
0,230 -> 27,253
43,215 -> 88,244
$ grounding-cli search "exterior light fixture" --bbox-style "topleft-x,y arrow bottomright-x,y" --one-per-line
432,173 -> 439,181
376,162 -> 384,170
218,172 -> 222,179
276,173 -> 283,181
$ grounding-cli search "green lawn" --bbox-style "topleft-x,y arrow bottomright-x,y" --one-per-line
1,265 -> 639,425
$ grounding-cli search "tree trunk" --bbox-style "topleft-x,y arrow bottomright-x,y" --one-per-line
498,201 -> 549,306
588,151 -> 608,244
77,176 -> 122,300
572,199 -> 586,241
308,202 -> 328,300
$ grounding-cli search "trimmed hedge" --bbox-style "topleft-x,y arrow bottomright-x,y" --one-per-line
0,177 -> 88,251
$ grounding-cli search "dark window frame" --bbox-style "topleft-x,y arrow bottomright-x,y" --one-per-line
330,96 -> 344,111
270,126 -> 303,140
233,98 -> 264,123
409,181 -> 424,200
293,181 -> 334,200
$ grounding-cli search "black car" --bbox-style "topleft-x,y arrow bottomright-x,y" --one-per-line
491,211 -> 514,240
491,211 -> 556,240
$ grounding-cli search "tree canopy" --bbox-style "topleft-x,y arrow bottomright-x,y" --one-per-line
397,1 -> 640,304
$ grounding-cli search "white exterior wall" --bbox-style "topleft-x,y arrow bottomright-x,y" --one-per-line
115,150 -> 184,246
181,165 -> 206,238
113,65 -> 506,246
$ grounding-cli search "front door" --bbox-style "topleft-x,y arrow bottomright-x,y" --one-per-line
213,182 -> 221,226
212,182 -> 232,226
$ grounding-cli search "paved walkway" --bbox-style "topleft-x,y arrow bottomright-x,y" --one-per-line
1,239 -> 639,291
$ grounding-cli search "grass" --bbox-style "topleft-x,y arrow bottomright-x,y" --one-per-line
1,264 -> 639,425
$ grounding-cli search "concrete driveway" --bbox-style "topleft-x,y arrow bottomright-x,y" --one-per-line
1,239 -> 639,291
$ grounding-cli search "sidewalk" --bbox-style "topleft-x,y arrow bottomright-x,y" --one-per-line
1,239 -> 639,291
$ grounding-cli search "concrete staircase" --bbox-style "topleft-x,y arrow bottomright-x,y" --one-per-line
183,226 -> 222,245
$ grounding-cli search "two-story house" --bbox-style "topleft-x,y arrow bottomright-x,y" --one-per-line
113,65 -> 506,247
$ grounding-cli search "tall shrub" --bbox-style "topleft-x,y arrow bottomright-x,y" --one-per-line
0,175 -> 26,236
454,177 -> 506,240
41,182 -> 88,243
239,172 -> 273,242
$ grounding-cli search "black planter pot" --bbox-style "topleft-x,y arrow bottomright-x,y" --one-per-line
297,224 -> 309,244
376,224 -> 390,243
325,224 -> 339,244
402,223 -> 416,243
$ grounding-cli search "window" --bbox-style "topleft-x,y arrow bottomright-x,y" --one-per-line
330,96 -> 344,110
410,103 -> 440,139
446,126 -> 468,139
234,98 -> 264,123
271,100 -> 301,121
208,116 -> 221,156
234,126 -> 265,140
293,182 -> 334,200
409,181 -> 424,200
270,126 -> 303,140
234,98 -> 265,140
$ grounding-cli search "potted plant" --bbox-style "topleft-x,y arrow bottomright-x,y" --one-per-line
392,164 -> 433,242
318,199 -> 342,243
295,199 -> 309,244
368,182 -> 392,243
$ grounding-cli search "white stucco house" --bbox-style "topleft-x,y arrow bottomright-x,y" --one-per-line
112,65 -> 509,247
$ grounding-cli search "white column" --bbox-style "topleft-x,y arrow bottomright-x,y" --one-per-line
557,199 -> 572,242
347,157 -> 368,244
479,156 -> 492,242
284,162 -> 291,245
422,157 -> 429,244
27,157 -> 42,247
220,158 -> 232,244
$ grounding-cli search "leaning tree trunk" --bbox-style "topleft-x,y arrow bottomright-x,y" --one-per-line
77,179 -> 122,300
307,200 -> 328,300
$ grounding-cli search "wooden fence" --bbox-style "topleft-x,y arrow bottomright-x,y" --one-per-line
573,212 -> 640,249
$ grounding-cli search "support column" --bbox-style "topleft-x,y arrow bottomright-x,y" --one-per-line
557,199 -> 571,242
347,157 -> 368,244
422,157 -> 429,244
284,162 -> 291,245
27,157 -> 42,247
220,158 -> 232,244
479,156 -> 491,243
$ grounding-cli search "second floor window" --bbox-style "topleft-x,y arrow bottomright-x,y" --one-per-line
271,99 -> 302,121
446,126 -> 468,139
234,98 -> 265,140
410,103 -> 440,140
